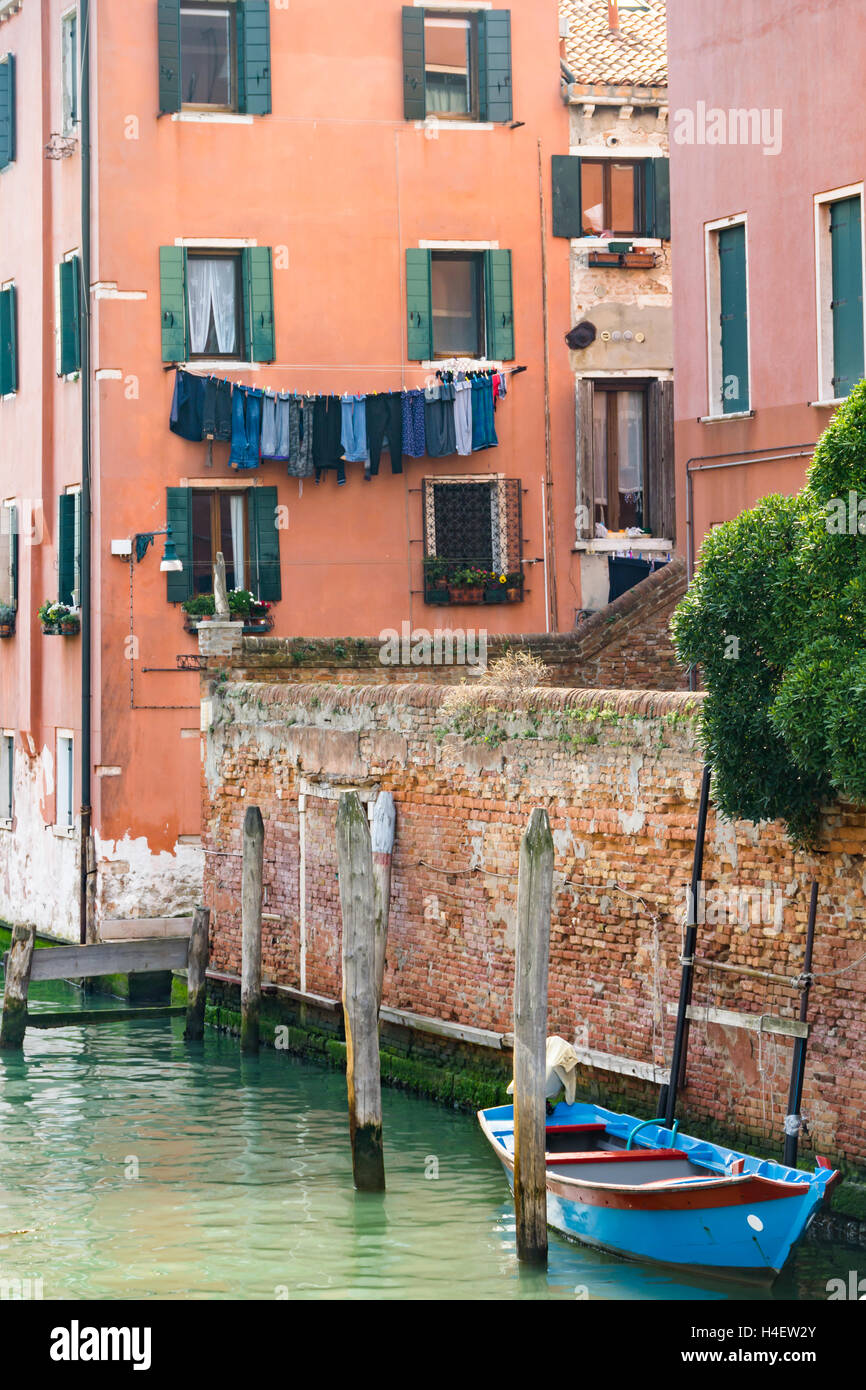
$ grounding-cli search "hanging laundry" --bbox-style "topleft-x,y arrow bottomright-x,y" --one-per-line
365,391 -> 404,476
313,395 -> 347,485
401,388 -> 426,459
229,385 -> 264,470
471,376 -> 498,451
424,380 -> 457,459
453,376 -> 473,456
202,376 -> 233,443
169,368 -> 205,442
261,391 -> 292,461
287,396 -> 315,478
340,394 -> 371,477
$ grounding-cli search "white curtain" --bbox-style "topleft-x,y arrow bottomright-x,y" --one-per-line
187,258 -> 212,355
617,392 -> 645,495
187,259 -> 236,356
230,495 -> 245,592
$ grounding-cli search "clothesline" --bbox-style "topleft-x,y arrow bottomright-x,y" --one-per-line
164,362 -> 528,380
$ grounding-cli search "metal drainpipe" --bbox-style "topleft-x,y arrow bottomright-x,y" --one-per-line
79,0 -> 93,945
685,445 -> 816,691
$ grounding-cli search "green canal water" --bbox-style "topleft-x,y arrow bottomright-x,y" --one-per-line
0,981 -> 857,1301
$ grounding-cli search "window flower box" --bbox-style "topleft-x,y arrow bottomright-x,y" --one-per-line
0,606 -> 15,638
622,250 -> 656,268
38,600 -> 73,635
448,584 -> 484,604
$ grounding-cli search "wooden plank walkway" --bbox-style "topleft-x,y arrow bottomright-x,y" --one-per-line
15,937 -> 190,983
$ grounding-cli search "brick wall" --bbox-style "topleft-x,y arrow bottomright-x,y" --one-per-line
201,677 -> 866,1174
198,557 -> 689,690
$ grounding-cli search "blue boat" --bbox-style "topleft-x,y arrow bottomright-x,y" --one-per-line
478,1099 -> 840,1282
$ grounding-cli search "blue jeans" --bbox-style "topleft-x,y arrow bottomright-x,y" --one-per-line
229,386 -> 263,470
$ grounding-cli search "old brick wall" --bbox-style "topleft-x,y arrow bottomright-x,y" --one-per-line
201,677 -> 866,1174
198,557 -> 689,691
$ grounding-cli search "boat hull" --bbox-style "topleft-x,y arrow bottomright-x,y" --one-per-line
479,1102 -> 836,1282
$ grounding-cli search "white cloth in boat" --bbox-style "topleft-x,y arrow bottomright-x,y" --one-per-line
506,1036 -> 581,1105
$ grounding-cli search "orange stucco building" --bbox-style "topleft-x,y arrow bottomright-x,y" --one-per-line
0,1 -> 578,936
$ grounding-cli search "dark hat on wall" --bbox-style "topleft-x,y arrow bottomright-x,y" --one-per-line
565,321 -> 597,351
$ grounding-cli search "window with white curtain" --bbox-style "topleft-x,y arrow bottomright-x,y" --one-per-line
190,490 -> 249,595
187,254 -> 241,358
424,12 -> 477,117
591,383 -> 647,530
56,734 -> 74,831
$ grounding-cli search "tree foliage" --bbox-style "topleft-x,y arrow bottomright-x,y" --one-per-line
671,380 -> 866,843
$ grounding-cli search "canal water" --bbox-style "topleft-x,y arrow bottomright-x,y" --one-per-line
0,981 -> 856,1301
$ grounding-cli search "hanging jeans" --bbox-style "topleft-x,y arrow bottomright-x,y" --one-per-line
202,376 -> 233,442
401,388 -> 426,458
424,382 -> 457,458
261,392 -> 292,460
169,369 -> 205,442
471,377 -> 498,451
365,392 -> 403,476
287,397 -> 315,478
313,395 -> 346,485
229,386 -> 264,470
340,394 -> 371,476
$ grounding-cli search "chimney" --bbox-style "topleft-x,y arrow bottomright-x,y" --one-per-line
608,0 -> 620,31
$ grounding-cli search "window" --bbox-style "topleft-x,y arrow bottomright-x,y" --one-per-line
402,7 -> 512,124
187,252 -> 242,358
160,245 -> 275,364
551,155 -> 670,241
422,475 -> 523,601
56,734 -> 74,831
0,52 -> 14,171
424,11 -> 476,118
580,160 -> 644,237
0,501 -> 18,609
0,281 -> 16,394
406,247 -> 514,362
159,0 -> 271,117
180,3 -> 234,109
815,190 -> 865,402
431,252 -> 484,358
56,254 -> 81,377
165,484 -> 282,603
58,488 -> 82,608
591,383 -> 647,530
706,220 -> 750,416
61,9 -> 78,134
191,490 -> 248,595
0,734 -> 12,822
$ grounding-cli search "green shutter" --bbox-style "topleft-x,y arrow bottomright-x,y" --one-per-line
160,245 -> 188,363
402,6 -> 426,121
249,486 -> 281,601
238,0 -> 271,115
10,504 -> 17,606
242,247 -> 275,361
0,284 -> 16,394
552,155 -> 583,238
58,257 -> 81,376
58,493 -> 81,607
645,157 -> 670,240
485,249 -> 514,361
0,53 -> 14,169
831,196 -> 864,399
158,0 -> 181,115
406,248 -> 432,361
165,487 -> 193,603
718,224 -> 749,414
478,10 -> 512,124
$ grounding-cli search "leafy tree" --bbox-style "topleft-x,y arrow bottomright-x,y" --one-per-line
671,380 -> 866,843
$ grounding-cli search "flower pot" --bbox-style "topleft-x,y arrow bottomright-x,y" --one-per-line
588,251 -> 623,267
484,585 -> 506,604
426,587 -> 450,605
506,587 -> 522,603
449,585 -> 484,604
0,622 -> 14,637
60,621 -> 80,636
622,251 -> 656,268
41,623 -> 59,635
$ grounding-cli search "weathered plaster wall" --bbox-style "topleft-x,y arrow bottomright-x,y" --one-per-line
201,678 -> 866,1174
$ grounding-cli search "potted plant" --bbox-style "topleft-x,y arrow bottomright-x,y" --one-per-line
623,249 -> 656,269
484,571 -> 509,604
448,565 -> 487,604
181,594 -> 216,631
38,600 -> 65,635
0,604 -> 15,637
424,558 -> 452,605
228,589 -> 254,620
60,609 -> 80,635
246,598 -> 274,632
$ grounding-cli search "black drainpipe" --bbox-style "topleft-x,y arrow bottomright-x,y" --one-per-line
79,0 -> 93,945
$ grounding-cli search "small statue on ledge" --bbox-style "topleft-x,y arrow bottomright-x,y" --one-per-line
214,551 -> 230,620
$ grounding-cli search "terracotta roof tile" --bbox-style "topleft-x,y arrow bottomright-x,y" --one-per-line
560,0 -> 667,89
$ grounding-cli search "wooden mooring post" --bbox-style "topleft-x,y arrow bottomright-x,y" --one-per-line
513,807 -> 554,1265
337,791 -> 385,1191
184,906 -> 211,1042
0,925 -> 36,1050
241,805 -> 264,1054
370,791 -> 395,1005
